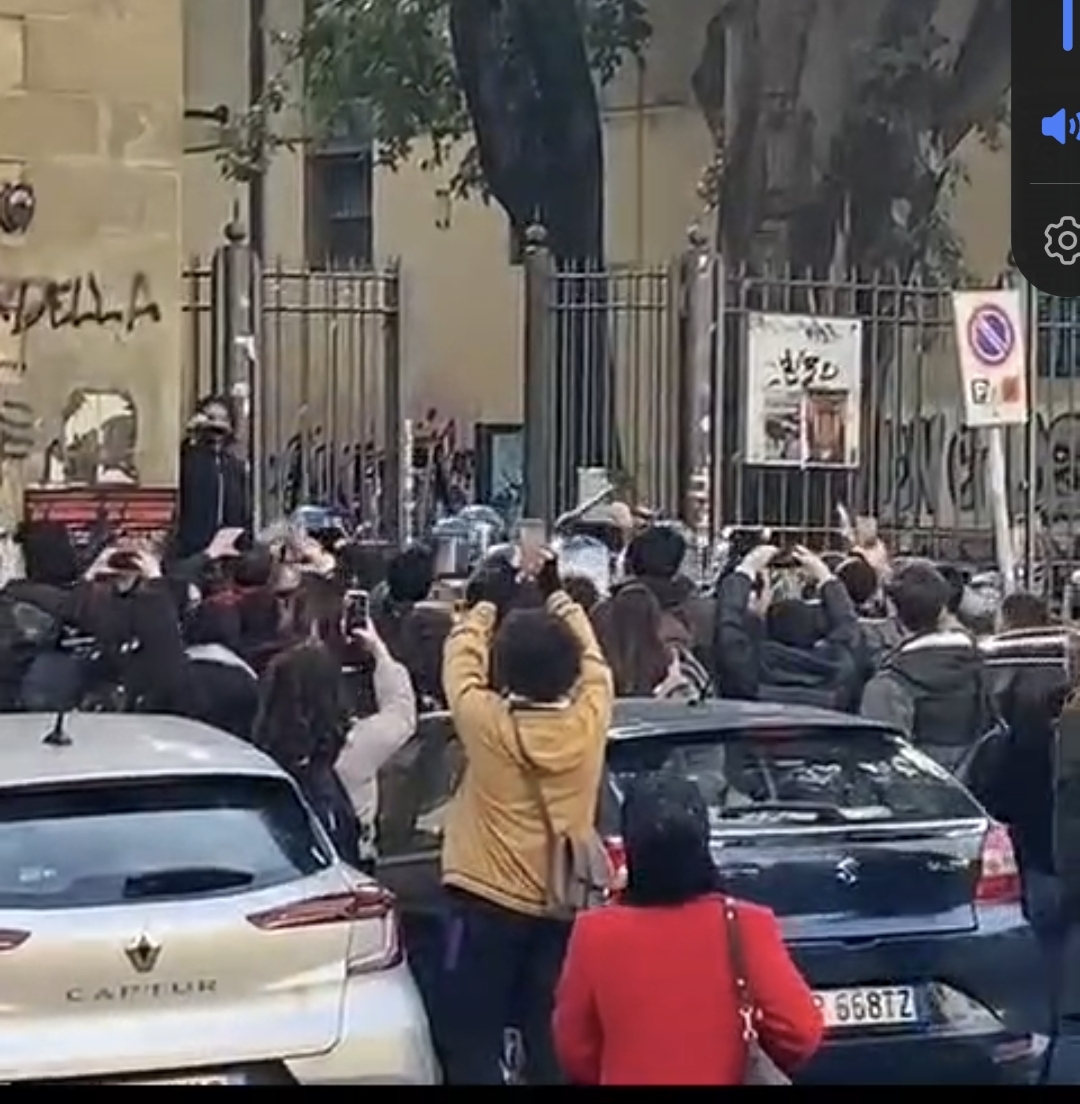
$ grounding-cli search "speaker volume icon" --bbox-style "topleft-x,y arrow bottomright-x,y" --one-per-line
1042,109 -> 1080,143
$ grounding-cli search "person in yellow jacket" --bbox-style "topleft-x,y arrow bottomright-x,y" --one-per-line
439,555 -> 613,1085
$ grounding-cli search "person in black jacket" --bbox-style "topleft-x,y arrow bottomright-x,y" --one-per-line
1,520 -> 82,710
180,599 -> 259,738
372,545 -> 452,710
713,542 -> 862,711
175,396 -> 251,559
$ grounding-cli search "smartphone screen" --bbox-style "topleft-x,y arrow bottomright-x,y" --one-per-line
342,589 -> 370,636
518,518 -> 547,551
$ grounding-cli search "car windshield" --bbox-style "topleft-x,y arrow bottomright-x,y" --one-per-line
606,727 -> 982,827
0,774 -> 332,909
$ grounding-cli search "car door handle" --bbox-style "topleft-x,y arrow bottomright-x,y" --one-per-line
722,863 -> 763,878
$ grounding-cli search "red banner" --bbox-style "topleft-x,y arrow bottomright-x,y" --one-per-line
23,486 -> 177,545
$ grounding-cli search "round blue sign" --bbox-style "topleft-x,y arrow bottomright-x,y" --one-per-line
966,304 -> 1015,367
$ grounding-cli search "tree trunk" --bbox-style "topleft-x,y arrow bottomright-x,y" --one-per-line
690,0 -> 1009,532
450,0 -> 613,511
692,0 -> 1010,274
449,0 -> 604,260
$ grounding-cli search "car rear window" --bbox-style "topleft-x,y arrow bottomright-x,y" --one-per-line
606,727 -> 982,826
0,774 -> 332,910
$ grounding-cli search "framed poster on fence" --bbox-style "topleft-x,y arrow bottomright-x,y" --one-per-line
475,422 -> 523,525
744,313 -> 863,467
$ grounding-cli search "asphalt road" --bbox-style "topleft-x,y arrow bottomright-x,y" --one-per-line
1037,941 -> 1080,1083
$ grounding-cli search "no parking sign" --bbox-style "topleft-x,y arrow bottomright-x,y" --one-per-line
952,290 -> 1028,427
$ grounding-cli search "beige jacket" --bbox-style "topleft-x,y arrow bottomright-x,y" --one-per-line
441,592 -> 614,916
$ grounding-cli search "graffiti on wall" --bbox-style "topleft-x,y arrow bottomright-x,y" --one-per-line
0,272 -> 161,339
42,389 -> 139,487
263,409 -> 476,522
875,409 -> 1080,524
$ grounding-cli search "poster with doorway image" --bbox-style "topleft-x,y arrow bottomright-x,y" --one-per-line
744,312 -> 862,467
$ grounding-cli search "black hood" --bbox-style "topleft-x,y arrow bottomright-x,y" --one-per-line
883,630 -> 982,693
760,637 -> 849,687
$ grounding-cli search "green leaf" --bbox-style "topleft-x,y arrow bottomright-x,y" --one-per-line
221,0 -> 651,201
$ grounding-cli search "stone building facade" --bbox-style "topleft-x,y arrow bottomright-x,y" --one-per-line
0,0 -> 183,526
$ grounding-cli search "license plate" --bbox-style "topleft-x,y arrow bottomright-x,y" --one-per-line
813,985 -> 919,1029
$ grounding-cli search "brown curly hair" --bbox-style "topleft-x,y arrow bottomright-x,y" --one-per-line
250,641 -> 349,775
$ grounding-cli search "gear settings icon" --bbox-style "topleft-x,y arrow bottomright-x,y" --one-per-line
1046,215 -> 1080,264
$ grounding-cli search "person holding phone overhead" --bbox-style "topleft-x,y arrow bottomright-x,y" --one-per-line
333,594 -> 418,868
439,541 -> 614,1084
713,541 -> 862,711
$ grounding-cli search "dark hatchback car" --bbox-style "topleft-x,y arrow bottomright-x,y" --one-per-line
375,699 -> 1048,1085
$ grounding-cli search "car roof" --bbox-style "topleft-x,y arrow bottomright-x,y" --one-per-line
610,698 -> 898,741
0,713 -> 282,789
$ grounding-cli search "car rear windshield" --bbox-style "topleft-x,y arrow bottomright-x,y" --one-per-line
606,727 -> 982,826
0,774 -> 333,910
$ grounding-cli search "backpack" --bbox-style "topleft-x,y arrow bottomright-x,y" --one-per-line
654,645 -> 712,701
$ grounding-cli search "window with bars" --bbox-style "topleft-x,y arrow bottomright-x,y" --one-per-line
305,100 -> 373,269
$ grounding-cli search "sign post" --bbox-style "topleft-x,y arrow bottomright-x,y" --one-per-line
952,290 -> 1028,593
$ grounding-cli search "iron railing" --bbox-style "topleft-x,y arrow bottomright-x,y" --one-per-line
182,229 -> 403,538
522,231 -> 1080,580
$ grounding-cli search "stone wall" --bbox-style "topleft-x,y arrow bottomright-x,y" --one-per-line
0,0 -> 183,525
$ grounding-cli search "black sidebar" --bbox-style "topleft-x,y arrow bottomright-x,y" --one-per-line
1014,0 -> 1080,295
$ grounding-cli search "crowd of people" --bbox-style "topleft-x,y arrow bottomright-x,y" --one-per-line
0,399 -> 1069,1084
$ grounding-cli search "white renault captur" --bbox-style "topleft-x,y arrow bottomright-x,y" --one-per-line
0,713 -> 439,1084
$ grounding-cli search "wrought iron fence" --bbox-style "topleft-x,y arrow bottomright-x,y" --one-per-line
522,233 -> 1080,579
182,232 -> 402,537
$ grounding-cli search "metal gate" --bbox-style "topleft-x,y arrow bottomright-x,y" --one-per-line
182,227 -> 403,538
521,228 -> 1080,581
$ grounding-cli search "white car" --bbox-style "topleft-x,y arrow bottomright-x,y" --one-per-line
0,712 -> 440,1084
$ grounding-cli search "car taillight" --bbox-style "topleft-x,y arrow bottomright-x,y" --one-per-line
603,836 -> 627,896
975,822 -> 1022,905
247,887 -> 402,974
0,930 -> 28,951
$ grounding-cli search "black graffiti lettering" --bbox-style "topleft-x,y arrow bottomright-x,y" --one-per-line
127,272 -> 161,330
0,272 -> 160,335
12,278 -> 45,333
875,411 -> 1080,524
73,273 -> 122,328
46,278 -> 75,328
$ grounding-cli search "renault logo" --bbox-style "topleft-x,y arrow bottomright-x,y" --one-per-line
835,857 -> 860,886
125,934 -> 161,974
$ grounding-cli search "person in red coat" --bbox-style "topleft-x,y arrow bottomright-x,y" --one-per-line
553,773 -> 824,1085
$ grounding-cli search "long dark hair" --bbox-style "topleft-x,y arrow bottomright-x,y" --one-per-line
620,773 -> 722,907
250,641 -> 349,775
594,584 -> 670,696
